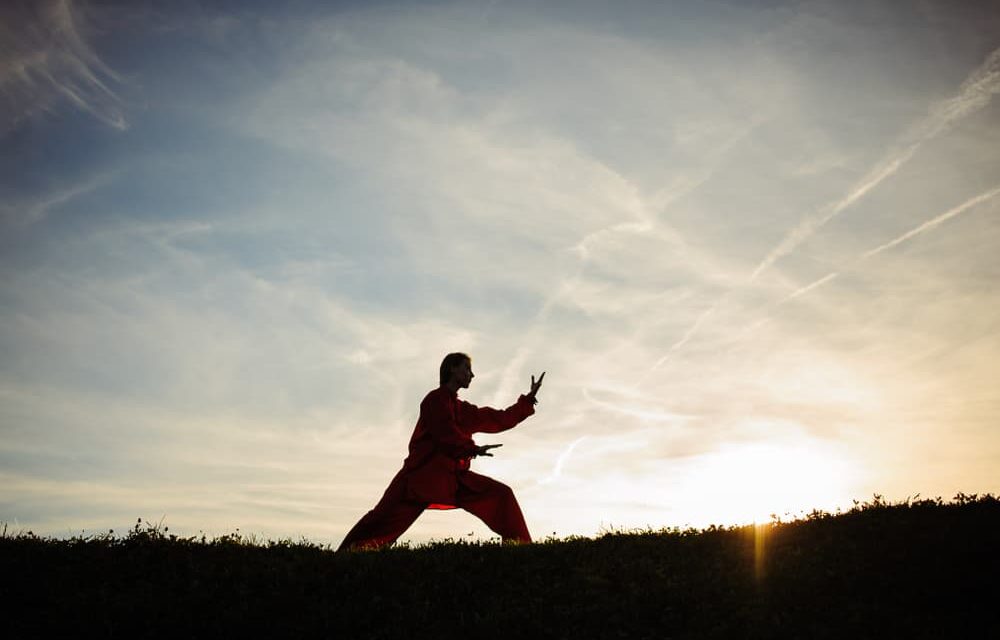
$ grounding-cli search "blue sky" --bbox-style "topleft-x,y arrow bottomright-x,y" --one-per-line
2,0 -> 999,545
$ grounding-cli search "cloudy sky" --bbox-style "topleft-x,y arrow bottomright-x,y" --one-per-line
2,0 -> 999,546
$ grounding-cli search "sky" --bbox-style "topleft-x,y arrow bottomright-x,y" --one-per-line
2,0 -> 999,546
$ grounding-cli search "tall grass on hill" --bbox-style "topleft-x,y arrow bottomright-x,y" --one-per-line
3,494 -> 998,638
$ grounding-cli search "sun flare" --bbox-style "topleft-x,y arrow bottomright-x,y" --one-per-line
670,438 -> 862,526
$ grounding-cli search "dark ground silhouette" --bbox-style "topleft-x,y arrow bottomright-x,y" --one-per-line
3,494 -> 998,638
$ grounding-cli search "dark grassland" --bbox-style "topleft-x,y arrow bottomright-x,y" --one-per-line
3,495 -> 997,639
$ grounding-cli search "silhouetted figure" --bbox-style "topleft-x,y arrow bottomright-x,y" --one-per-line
337,353 -> 545,551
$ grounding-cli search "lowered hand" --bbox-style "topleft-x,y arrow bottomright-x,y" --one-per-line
474,444 -> 503,457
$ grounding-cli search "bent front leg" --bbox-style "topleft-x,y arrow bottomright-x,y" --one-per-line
456,472 -> 531,543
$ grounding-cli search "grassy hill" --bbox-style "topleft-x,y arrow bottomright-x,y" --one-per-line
3,494 -> 997,638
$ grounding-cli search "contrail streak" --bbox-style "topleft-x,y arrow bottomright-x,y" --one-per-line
775,184 -> 1000,304
582,387 -> 697,423
861,185 -> 1000,259
639,47 -> 1000,387
752,46 -> 1000,280
628,301 -> 720,389
778,272 -> 840,305
539,436 -> 587,485
648,303 -> 716,370
2,170 -> 119,226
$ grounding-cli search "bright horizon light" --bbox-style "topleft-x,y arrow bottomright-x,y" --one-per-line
674,439 -> 863,526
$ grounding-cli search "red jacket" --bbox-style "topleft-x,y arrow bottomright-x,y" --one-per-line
397,386 -> 536,509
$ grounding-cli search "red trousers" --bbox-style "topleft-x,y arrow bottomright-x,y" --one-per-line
337,469 -> 531,551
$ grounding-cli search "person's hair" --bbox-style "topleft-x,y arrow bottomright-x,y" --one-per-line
439,352 -> 471,385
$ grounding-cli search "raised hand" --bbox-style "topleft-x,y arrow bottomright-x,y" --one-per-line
528,371 -> 545,401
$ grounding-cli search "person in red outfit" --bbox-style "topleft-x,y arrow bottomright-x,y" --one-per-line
337,352 -> 545,552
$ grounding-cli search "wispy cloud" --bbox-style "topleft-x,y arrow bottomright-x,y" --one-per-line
581,387 -> 699,424
0,0 -> 126,133
1,169 -> 118,226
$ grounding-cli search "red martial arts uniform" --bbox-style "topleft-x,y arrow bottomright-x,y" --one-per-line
338,386 -> 537,551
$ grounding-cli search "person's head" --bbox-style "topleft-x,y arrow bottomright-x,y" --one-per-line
440,352 -> 474,388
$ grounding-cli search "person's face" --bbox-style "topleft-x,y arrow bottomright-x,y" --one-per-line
450,359 -> 474,388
